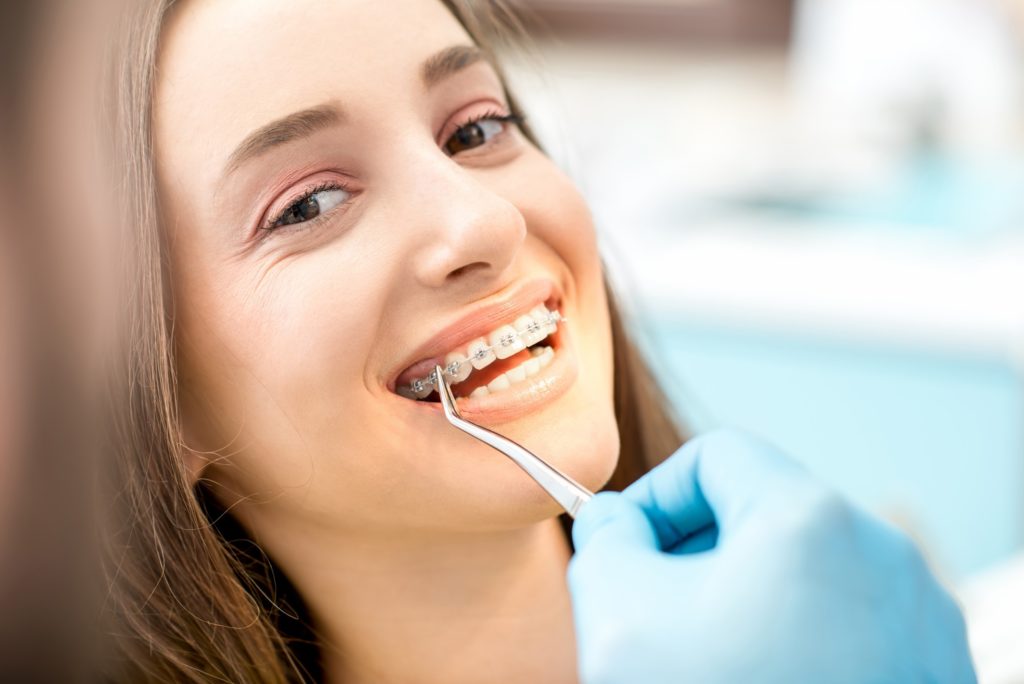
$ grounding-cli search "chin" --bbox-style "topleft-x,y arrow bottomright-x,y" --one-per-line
458,393 -> 620,529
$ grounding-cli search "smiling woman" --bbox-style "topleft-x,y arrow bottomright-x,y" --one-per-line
103,1 -> 684,682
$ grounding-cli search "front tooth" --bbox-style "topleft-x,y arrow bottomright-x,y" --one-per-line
538,346 -> 555,368
490,325 -> 525,360
515,315 -> 544,347
523,357 -> 541,377
467,337 -> 496,370
470,386 -> 490,399
488,373 -> 511,393
444,352 -> 471,383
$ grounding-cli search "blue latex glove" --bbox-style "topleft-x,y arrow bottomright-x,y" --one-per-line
568,430 -> 976,684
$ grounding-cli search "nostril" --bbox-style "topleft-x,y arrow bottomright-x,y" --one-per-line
447,262 -> 488,281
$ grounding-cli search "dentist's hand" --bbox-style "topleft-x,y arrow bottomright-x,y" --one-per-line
568,430 -> 976,684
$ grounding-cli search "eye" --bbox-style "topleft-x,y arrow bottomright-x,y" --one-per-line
444,112 -> 522,156
268,183 -> 351,230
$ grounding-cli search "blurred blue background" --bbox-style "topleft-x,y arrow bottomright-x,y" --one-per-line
507,0 -> 1024,587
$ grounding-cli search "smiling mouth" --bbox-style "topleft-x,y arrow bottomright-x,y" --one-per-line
393,303 -> 564,403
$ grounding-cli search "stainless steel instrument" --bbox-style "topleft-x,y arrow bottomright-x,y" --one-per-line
433,364 -> 594,518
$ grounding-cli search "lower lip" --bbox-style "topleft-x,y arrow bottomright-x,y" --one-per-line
400,327 -> 578,426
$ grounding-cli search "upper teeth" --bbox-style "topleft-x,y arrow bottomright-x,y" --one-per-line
399,306 -> 562,399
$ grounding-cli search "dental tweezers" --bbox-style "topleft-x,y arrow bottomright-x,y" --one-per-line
434,365 -> 594,518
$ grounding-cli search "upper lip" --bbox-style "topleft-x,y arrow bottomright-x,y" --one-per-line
386,277 -> 561,391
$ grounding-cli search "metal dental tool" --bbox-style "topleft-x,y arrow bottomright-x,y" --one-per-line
433,364 -> 594,518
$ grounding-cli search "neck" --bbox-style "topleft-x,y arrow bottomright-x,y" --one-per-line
271,516 -> 579,684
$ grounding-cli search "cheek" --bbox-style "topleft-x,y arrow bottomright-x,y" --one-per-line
512,158 -> 602,275
173,242 -> 390,490
512,158 -> 610,368
505,156 -> 619,487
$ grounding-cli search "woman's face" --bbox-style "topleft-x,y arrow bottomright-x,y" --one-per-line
154,0 -> 617,536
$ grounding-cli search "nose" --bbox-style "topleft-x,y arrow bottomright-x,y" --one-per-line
399,151 -> 527,290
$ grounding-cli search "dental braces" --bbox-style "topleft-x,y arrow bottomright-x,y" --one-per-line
407,310 -> 563,395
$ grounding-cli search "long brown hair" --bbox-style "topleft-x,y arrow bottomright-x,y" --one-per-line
102,1 -> 685,681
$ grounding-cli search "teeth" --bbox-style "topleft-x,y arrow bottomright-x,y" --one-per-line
515,315 -> 544,347
530,306 -> 553,336
490,325 -> 525,360
487,374 -> 511,392
506,363 -> 527,384
445,351 -> 471,383
411,377 -> 434,399
467,337 -> 496,370
544,310 -> 559,335
470,386 -> 490,398
400,305 -> 564,398
479,348 -> 556,396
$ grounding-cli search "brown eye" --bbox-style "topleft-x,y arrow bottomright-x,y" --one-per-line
444,115 -> 515,156
278,196 -> 321,226
270,187 -> 350,229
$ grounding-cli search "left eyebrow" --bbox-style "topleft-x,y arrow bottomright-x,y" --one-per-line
421,44 -> 488,89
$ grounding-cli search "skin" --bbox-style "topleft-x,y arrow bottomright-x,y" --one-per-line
154,0 -> 618,681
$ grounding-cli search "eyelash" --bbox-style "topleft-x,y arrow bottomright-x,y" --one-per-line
443,108 -> 525,154
262,180 -> 352,234
260,108 -> 525,237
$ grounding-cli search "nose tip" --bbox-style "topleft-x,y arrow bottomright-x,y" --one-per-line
398,142 -> 528,290
414,200 -> 527,290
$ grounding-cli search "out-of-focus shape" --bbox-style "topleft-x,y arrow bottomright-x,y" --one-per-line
0,0 -> 115,680
787,0 -> 1024,234
504,0 -> 1024,585
962,553 -> 1024,684
516,0 -> 794,46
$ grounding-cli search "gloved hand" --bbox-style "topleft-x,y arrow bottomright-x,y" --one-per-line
568,430 -> 976,684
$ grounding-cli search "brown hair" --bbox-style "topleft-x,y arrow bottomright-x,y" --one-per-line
102,1 -> 685,681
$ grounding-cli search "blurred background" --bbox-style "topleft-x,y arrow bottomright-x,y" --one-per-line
503,1 -> 1024,677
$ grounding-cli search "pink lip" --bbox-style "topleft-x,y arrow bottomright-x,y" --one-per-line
386,277 -> 562,392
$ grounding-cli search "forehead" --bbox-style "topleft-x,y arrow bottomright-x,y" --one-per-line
154,0 -> 473,177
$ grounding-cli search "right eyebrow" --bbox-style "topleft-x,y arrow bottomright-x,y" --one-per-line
224,102 -> 344,175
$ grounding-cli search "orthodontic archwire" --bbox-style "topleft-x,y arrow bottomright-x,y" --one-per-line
407,310 -> 564,396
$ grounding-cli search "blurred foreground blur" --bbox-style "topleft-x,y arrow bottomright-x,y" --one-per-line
1,0 -> 113,679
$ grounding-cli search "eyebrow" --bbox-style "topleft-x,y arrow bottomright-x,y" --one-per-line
421,44 -> 486,89
225,103 -> 343,173
223,44 -> 489,175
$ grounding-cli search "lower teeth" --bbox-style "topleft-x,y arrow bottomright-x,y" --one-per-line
463,345 -> 555,399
